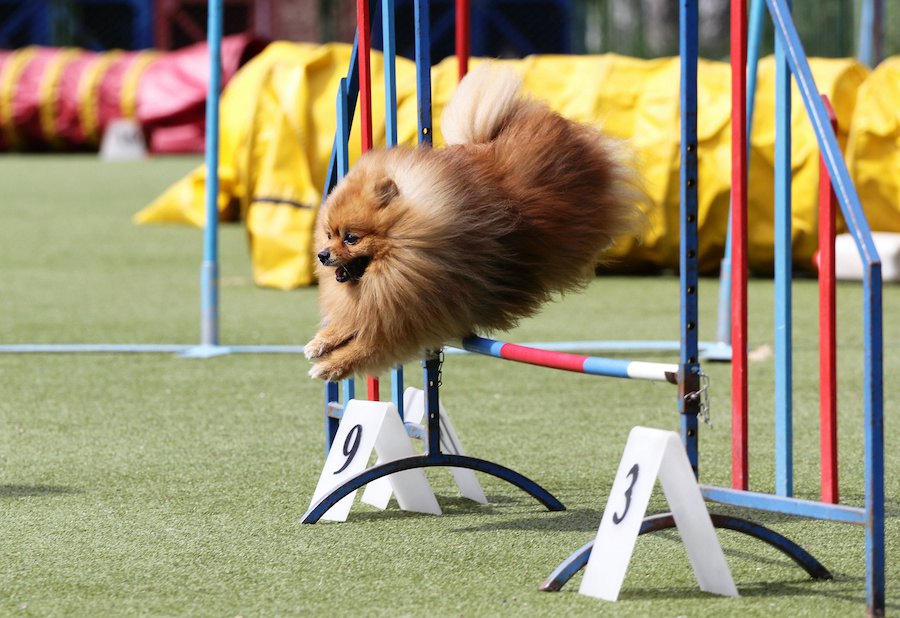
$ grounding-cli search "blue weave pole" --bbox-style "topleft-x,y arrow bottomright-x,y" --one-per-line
773,0 -> 793,497
856,0 -> 884,67
414,0 -> 433,146
382,0 -> 405,414
382,0 -> 398,147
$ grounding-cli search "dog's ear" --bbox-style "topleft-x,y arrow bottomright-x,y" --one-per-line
374,178 -> 399,208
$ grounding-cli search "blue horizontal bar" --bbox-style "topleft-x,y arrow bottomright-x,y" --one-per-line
0,344 -> 309,355
0,344 -> 192,353
581,356 -> 630,379
702,485 -> 866,524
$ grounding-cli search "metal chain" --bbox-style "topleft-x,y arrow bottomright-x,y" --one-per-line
696,371 -> 711,427
682,371 -> 712,427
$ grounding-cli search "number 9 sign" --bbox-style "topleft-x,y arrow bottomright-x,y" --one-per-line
306,399 -> 441,522
334,424 -> 363,474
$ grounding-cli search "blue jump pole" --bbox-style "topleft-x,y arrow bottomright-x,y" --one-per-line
414,0 -> 433,147
382,0 -> 405,415
180,0 -> 227,358
201,0 -> 222,348
773,0 -> 793,498
678,0 -> 701,476
856,0 -> 884,68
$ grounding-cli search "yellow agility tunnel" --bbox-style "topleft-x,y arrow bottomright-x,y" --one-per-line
136,42 -> 899,289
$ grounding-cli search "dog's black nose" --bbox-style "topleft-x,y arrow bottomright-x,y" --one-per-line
317,250 -> 331,265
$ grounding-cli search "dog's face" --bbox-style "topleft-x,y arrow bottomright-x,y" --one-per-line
317,164 -> 400,284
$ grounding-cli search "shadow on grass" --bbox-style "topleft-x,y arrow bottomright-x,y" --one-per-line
453,507 -> 603,533
734,578 -> 898,610
342,494 -> 531,520
614,577 -> 876,605
829,491 -> 900,518
0,484 -> 80,498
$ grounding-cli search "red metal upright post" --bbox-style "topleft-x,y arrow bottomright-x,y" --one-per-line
358,0 -> 376,399
819,95 -> 838,503
456,0 -> 470,80
730,0 -> 749,490
357,0 -> 374,153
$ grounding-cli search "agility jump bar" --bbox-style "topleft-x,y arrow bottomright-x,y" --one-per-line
456,336 -> 678,384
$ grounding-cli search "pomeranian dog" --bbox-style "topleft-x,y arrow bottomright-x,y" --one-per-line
305,64 -> 642,381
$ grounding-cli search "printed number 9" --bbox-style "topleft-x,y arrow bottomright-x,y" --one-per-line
612,463 -> 640,524
333,424 -> 363,474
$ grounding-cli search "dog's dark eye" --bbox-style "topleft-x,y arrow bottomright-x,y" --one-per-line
326,231 -> 332,240
343,232 -> 359,245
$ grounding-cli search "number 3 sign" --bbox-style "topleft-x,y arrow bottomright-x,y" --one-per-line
580,427 -> 738,601
307,400 -> 440,522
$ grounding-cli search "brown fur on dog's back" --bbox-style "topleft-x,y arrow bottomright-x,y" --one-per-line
306,65 -> 642,381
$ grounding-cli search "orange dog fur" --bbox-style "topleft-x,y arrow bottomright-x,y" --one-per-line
305,65 -> 642,381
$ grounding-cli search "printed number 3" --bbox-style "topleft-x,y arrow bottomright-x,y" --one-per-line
333,424 -> 363,474
612,463 -> 640,524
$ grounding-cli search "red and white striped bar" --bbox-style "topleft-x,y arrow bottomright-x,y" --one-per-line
455,336 -> 678,384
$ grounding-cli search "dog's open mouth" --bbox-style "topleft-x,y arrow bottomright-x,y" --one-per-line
335,256 -> 371,283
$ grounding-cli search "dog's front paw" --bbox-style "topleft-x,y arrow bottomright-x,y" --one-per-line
304,332 -> 354,360
304,336 -> 329,360
309,360 -> 351,382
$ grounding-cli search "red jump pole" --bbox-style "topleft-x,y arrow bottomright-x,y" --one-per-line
357,0 -> 374,152
357,0 -> 377,399
819,95 -> 838,503
456,0 -> 470,80
730,0 -> 749,491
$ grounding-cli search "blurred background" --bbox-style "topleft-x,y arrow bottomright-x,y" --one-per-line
0,0 -> 895,62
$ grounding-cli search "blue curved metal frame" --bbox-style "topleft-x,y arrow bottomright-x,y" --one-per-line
538,512 -> 832,592
310,355 -> 566,522
302,452 -> 564,523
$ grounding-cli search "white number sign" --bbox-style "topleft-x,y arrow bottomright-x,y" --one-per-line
362,387 -> 487,508
580,426 -> 738,601
306,399 -> 440,522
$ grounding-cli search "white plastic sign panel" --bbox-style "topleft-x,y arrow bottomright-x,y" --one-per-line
579,427 -> 738,601
308,400 -> 440,522
362,388 -> 487,509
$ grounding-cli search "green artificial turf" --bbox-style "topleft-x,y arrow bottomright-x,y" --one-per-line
0,155 -> 897,616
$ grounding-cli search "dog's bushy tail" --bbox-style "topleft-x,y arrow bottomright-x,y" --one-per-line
440,64 -> 523,146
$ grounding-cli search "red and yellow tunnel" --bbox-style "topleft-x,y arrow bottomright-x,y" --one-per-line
0,34 -> 266,153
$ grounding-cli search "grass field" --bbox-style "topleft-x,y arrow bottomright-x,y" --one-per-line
1,155 -> 897,616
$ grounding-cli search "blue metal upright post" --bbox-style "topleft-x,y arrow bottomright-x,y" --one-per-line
773,0 -> 793,497
325,381 -> 340,454
382,0 -> 405,415
863,262 -> 885,615
383,0 -> 398,147
199,0 -> 222,352
856,0 -> 884,67
414,0 -> 433,147
678,0 -> 700,476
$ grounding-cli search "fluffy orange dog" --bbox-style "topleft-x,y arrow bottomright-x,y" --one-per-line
305,65 -> 642,381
